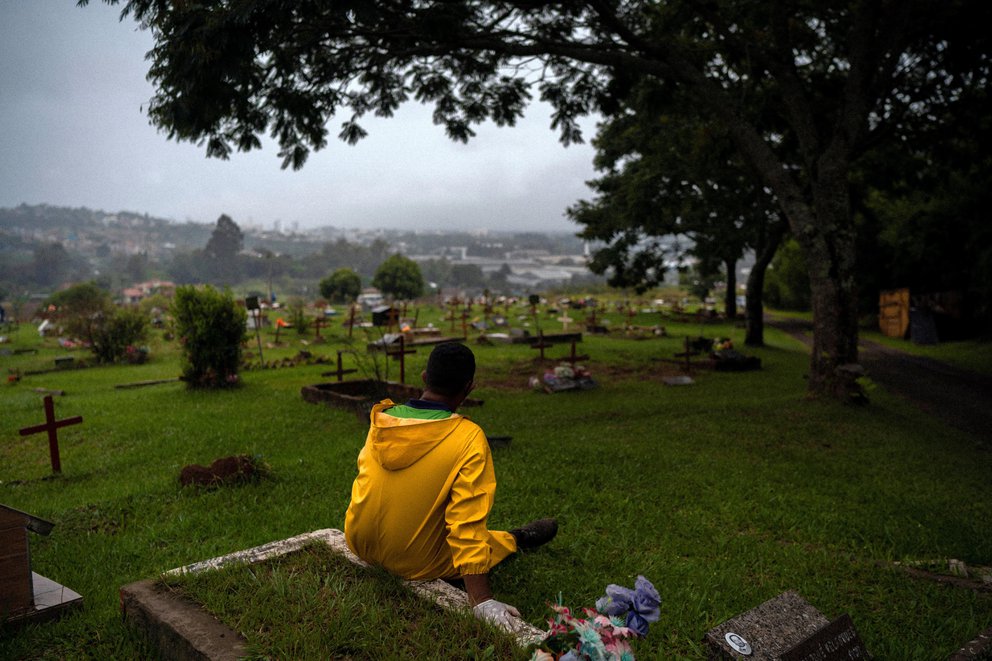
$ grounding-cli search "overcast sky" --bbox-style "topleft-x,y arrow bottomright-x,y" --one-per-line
0,2 -> 601,233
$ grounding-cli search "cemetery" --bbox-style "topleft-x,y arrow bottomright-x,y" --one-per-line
1,295 -> 991,659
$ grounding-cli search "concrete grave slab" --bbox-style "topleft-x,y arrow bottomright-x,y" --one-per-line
121,528 -> 544,661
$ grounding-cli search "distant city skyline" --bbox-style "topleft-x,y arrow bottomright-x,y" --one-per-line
0,2 -> 601,233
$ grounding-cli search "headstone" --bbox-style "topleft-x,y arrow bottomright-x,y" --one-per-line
0,504 -> 82,625
703,591 -> 870,660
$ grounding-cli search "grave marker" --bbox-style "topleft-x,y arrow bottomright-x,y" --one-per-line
18,395 -> 82,473
703,591 -> 870,660
1,504 -> 82,625
321,350 -> 359,382
385,335 -> 417,383
311,316 -> 328,342
345,304 -> 358,338
560,339 -> 589,370
530,331 -> 554,361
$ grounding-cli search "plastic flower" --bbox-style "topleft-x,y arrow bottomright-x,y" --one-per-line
595,584 -> 635,617
632,576 -> 661,622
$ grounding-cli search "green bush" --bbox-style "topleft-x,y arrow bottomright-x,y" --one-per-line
173,285 -> 247,388
90,308 -> 149,364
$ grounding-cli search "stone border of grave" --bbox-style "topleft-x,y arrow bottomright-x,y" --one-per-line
120,528 -> 544,661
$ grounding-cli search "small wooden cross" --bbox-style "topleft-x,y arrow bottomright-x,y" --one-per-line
321,350 -> 359,382
445,306 -> 457,333
386,307 -> 400,331
385,335 -> 417,384
346,305 -> 358,338
561,339 -> 590,369
311,316 -> 327,340
530,331 -> 554,361
460,309 -> 471,338
18,395 -> 82,473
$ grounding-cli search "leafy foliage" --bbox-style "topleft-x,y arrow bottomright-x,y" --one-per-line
172,285 -> 247,388
319,268 -> 362,303
45,281 -> 114,341
372,254 -> 425,301
764,238 -> 811,312
89,307 -> 149,364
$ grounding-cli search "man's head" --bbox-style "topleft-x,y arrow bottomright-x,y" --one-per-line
423,342 -> 476,398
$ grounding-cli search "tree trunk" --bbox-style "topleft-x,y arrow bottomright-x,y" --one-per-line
723,258 -> 737,318
744,221 -> 786,347
796,169 -> 861,397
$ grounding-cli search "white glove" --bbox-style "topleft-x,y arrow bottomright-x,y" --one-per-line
472,598 -> 522,629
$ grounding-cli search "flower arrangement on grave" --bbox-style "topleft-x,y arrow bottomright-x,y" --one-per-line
124,344 -> 149,364
529,576 -> 660,661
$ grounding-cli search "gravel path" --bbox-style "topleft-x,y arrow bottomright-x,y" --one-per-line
768,318 -> 992,444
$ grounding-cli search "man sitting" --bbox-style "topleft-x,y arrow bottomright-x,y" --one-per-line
345,342 -> 557,628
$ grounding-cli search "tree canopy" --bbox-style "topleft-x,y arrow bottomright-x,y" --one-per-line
373,254 -> 425,301
319,267 -> 362,304
92,0 -> 992,396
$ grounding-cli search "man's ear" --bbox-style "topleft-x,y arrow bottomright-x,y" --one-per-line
421,370 -> 428,385
463,379 -> 475,396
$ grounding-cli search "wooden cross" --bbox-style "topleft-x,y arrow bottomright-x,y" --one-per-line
530,331 -> 554,361
18,395 -> 82,473
445,306 -> 457,332
386,307 -> 400,331
311,316 -> 327,340
321,350 -> 359,382
346,305 -> 358,338
385,335 -> 417,384
561,339 -> 590,369
586,308 -> 598,327
460,309 -> 471,338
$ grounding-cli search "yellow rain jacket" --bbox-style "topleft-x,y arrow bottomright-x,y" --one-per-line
344,400 -> 517,580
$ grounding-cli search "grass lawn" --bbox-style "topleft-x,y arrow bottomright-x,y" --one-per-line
1,306 -> 990,660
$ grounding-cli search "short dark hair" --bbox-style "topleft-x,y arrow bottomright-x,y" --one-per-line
425,342 -> 476,396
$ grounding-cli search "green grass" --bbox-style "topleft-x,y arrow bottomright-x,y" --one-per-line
1,307 -> 990,660
163,544 -> 525,659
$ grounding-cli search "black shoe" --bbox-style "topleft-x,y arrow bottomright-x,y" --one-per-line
509,518 -> 558,550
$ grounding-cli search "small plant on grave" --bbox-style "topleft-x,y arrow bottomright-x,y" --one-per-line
286,296 -> 308,335
173,285 -> 247,388
530,576 -> 660,661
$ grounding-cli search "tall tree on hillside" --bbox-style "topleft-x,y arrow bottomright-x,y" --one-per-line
204,214 -> 244,284
91,0 -> 992,397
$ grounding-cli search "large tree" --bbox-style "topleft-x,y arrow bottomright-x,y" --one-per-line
569,93 -> 787,344
91,0 -> 992,396
373,254 -> 425,301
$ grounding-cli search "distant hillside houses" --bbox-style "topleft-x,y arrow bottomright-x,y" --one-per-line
121,280 -> 175,304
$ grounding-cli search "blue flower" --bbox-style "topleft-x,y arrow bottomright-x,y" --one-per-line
625,610 -> 650,637
632,575 -> 661,623
595,583 -> 635,617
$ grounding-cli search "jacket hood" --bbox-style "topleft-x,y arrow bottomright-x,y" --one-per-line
367,399 -> 465,470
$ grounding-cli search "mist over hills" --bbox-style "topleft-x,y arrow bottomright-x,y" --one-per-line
0,203 -> 598,297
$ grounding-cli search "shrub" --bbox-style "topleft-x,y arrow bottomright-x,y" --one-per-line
173,285 -> 247,388
90,308 -> 149,364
